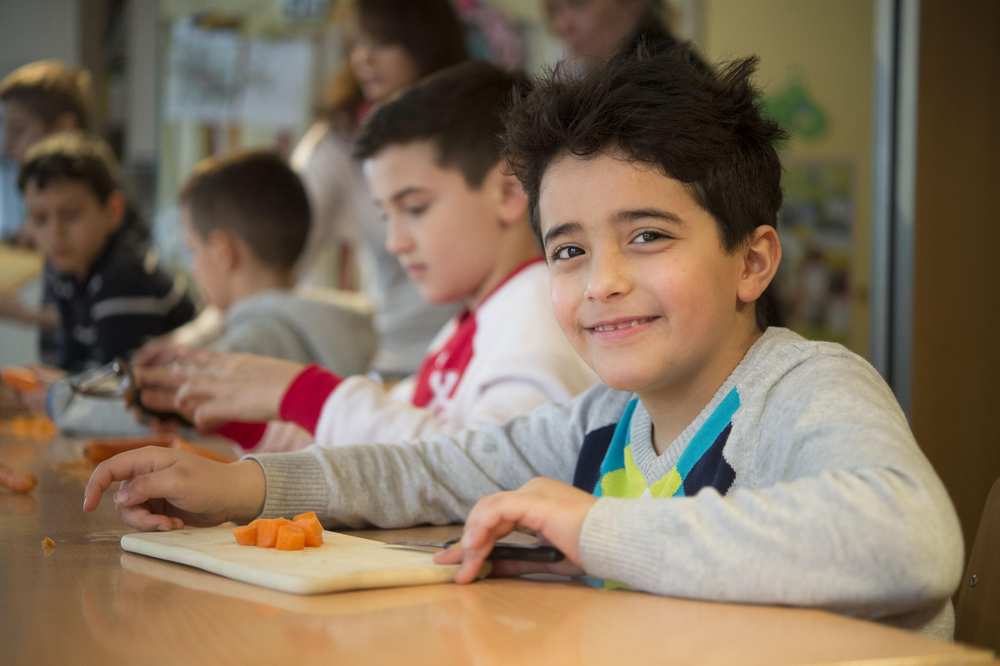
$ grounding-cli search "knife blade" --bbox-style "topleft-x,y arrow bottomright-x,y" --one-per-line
387,538 -> 564,562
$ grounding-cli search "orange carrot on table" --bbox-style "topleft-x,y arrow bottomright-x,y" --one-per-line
0,461 -> 37,493
1,367 -> 43,393
83,435 -> 175,464
233,524 -> 258,546
276,524 -> 306,551
255,518 -> 292,548
171,438 -> 236,463
293,513 -> 324,547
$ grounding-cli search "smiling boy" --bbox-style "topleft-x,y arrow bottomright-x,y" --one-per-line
84,50 -> 962,637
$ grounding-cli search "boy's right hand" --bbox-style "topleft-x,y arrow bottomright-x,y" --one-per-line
82,447 -> 265,531
133,350 -> 305,431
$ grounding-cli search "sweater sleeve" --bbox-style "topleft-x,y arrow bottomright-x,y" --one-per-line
311,373 -> 569,447
578,356 -> 964,621
246,384 -> 630,527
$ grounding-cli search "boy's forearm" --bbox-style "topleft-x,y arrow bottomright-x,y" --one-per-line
248,391 -> 611,528
579,464 -> 964,617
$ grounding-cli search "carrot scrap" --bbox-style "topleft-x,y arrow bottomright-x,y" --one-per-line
0,462 -> 37,493
1,367 -> 42,392
255,518 -> 292,548
83,435 -> 174,464
294,514 -> 324,547
171,438 -> 236,463
41,536 -> 56,555
233,514 -> 323,549
233,524 -> 258,546
276,524 -> 306,551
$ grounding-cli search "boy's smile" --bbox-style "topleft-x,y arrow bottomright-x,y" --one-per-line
539,151 -> 769,420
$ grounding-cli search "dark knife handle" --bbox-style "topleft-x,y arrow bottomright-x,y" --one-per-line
443,539 -> 565,562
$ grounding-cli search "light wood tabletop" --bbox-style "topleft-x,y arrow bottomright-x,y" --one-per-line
1,429 -> 995,666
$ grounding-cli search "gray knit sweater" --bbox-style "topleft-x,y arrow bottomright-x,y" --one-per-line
249,328 -> 964,637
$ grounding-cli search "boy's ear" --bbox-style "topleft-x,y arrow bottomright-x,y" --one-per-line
205,229 -> 241,270
105,191 -> 126,230
736,225 -> 782,305
493,161 -> 529,228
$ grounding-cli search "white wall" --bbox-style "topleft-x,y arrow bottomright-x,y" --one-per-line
0,0 -> 80,77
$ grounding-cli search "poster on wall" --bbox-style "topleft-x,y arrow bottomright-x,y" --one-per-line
776,161 -> 854,345
164,19 -> 311,128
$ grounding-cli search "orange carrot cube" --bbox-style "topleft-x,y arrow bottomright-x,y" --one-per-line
233,524 -> 257,546
294,515 -> 324,547
255,518 -> 291,548
276,524 -> 306,551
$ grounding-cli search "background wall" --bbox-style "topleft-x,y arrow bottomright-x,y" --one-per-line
911,0 -> 1000,553
701,0 -> 875,356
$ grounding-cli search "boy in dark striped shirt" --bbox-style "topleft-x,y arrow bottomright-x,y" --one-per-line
16,133 -> 195,372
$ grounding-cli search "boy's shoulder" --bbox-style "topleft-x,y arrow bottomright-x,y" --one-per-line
736,327 -> 906,428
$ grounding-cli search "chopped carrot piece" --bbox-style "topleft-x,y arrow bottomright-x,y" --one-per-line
294,515 -> 324,547
233,524 -> 257,546
41,537 -> 56,555
172,438 -> 236,463
0,462 -> 37,493
83,435 -> 174,464
255,518 -> 291,548
1,367 -> 42,392
276,524 -> 306,551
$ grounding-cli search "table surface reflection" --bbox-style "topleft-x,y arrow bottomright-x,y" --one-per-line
2,431 -> 993,665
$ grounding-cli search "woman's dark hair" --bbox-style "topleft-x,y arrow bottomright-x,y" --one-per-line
324,0 -> 468,131
504,47 -> 786,328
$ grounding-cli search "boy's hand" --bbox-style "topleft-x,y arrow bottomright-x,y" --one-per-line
133,350 -> 305,431
82,446 -> 265,531
434,478 -> 596,583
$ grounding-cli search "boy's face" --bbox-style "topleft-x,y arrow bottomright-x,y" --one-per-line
3,100 -> 52,162
180,207 -> 230,311
24,179 -> 122,278
539,152 -> 756,396
363,141 -> 505,305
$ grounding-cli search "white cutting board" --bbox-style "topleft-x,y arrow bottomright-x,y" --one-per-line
121,525 -> 462,595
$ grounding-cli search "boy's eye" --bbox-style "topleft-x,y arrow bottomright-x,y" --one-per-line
404,204 -> 429,217
550,245 -> 584,262
631,230 -> 670,244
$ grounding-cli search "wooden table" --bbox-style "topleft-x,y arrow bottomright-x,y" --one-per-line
1,431 -> 994,665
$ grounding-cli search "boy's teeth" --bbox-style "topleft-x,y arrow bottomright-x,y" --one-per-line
595,319 -> 647,332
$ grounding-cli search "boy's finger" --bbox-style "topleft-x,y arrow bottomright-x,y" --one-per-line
137,387 -> 179,413
83,447 -> 177,511
114,468 -> 183,508
118,504 -> 182,532
132,364 -> 189,390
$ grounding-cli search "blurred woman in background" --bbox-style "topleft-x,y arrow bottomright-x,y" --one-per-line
292,0 -> 467,379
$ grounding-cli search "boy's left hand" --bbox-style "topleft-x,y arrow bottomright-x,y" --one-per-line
434,478 -> 597,583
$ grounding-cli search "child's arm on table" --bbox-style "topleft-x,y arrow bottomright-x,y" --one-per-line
82,447 -> 264,530
490,358 -> 960,620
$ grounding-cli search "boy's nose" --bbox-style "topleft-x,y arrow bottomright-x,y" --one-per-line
384,218 -> 413,257
584,250 -> 630,301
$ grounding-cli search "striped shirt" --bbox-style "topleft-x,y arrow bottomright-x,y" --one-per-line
42,227 -> 195,372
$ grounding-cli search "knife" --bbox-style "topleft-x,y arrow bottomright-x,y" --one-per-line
387,538 -> 564,562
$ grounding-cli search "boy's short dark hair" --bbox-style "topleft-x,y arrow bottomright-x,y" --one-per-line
18,132 -> 119,203
179,150 -> 311,272
503,48 -> 786,328
0,60 -> 92,130
354,61 -> 528,187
